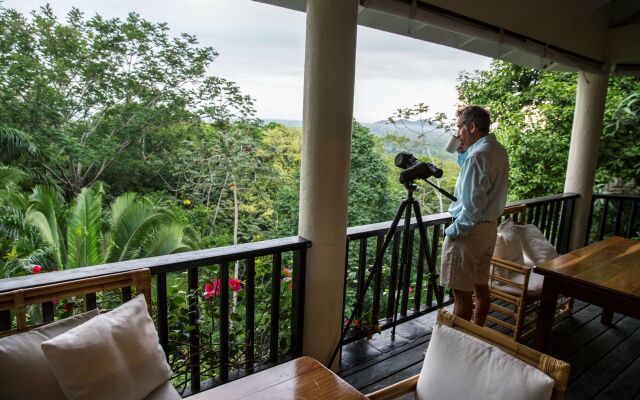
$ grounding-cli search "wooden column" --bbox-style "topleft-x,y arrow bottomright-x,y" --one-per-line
298,0 -> 358,369
564,71 -> 609,250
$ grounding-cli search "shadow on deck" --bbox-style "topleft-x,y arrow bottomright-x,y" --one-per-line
338,300 -> 640,400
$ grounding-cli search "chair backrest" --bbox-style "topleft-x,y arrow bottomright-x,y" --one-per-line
366,310 -> 570,400
0,269 -> 151,337
437,310 -> 570,400
502,204 -> 527,225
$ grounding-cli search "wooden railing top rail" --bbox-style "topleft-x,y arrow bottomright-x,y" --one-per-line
592,193 -> 640,201
509,192 -> 580,207
0,236 -> 311,293
346,193 -> 580,240
347,212 -> 451,239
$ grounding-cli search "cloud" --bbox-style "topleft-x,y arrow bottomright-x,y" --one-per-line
4,0 -> 490,122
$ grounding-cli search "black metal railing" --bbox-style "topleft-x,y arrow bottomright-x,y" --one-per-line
0,236 -> 310,396
586,194 -> 640,244
515,192 -> 580,255
341,192 -> 580,344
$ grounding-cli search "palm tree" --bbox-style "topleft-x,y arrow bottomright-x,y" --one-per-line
22,183 -> 192,272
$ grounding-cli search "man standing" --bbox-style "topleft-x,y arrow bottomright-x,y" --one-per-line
441,106 -> 509,326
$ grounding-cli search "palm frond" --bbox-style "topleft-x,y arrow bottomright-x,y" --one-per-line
105,199 -> 164,262
67,184 -> 104,267
143,224 -> 191,257
26,186 -> 67,269
0,126 -> 38,163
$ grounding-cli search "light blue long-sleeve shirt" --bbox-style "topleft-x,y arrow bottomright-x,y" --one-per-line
445,134 -> 509,239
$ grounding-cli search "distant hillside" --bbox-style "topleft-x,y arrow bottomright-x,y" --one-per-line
265,118 -> 456,162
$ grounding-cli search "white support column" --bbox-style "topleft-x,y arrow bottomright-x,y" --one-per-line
298,0 -> 358,369
564,71 -> 609,250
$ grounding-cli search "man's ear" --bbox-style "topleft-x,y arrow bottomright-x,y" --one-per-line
469,121 -> 478,136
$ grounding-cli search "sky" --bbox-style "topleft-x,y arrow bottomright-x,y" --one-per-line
4,0 -> 492,122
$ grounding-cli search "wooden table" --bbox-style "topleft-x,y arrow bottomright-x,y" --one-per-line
188,356 -> 368,400
533,236 -> 640,351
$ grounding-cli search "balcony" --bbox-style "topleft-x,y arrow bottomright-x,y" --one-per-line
1,192 -> 637,398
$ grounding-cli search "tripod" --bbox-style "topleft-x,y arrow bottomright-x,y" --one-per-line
329,180 -> 450,367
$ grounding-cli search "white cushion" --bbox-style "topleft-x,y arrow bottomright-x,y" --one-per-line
415,323 -> 555,400
518,224 -> 558,266
0,309 -> 99,400
494,219 -> 525,265
41,294 -> 172,400
145,380 -> 181,400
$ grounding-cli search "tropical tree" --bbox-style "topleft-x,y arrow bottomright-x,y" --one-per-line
0,5 -> 255,199
457,60 -> 640,199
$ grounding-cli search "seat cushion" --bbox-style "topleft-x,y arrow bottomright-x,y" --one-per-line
518,224 -> 558,266
0,309 -> 99,400
415,323 -> 555,400
494,219 -> 525,265
144,380 -> 181,400
41,294 -> 172,400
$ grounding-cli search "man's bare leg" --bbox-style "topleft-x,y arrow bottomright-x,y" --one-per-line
452,289 -> 473,321
473,283 -> 490,326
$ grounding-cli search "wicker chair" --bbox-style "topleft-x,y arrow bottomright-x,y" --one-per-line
487,205 -> 572,342
366,309 -> 570,400
0,269 -> 152,337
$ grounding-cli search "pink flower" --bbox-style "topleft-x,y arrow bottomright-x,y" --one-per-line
229,278 -> 242,292
408,287 -> 413,294
31,265 -> 42,274
204,280 -> 220,300
52,298 -> 59,305
282,267 -> 291,278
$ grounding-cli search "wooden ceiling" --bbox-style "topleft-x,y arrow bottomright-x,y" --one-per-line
255,0 -> 640,75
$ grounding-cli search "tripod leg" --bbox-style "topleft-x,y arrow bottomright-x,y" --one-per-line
412,201 -> 445,307
328,199 -> 409,368
391,198 -> 414,340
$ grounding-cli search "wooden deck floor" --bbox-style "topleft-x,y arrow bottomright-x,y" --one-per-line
338,300 -> 640,399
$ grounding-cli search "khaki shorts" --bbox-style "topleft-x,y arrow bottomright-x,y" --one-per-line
440,223 -> 498,292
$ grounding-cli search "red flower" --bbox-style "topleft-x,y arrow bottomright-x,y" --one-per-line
64,303 -> 73,313
204,280 -> 220,300
229,278 -> 242,292
31,265 -> 42,274
282,267 -> 291,278
288,283 -> 293,290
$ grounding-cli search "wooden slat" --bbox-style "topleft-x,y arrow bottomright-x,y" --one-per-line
246,258 -> 256,372
386,233 -> 400,320
188,267 -> 200,393
220,261 -> 230,383
372,235 -> 383,322
270,253 -> 281,364
157,272 -> 169,358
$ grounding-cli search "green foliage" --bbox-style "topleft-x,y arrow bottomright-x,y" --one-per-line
457,61 -> 640,199
0,4 -> 255,199
600,88 -> 640,186
0,127 -> 38,164
348,121 -> 394,225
